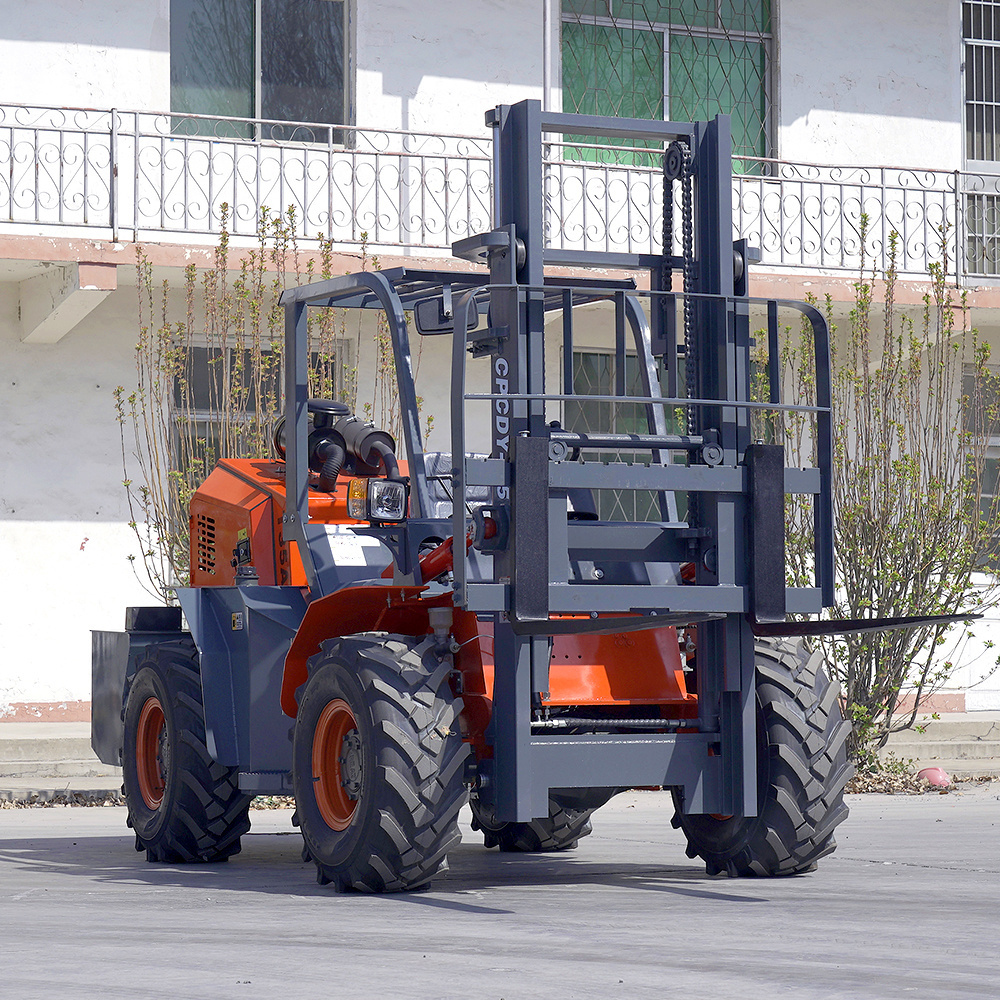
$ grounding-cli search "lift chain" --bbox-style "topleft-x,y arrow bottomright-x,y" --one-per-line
661,139 -> 695,431
679,143 -> 695,435
660,146 -> 678,291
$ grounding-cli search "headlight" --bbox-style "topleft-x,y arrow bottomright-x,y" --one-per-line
347,477 -> 408,522
370,479 -> 408,521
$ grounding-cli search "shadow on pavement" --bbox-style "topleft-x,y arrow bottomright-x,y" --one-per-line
0,827 -> 774,905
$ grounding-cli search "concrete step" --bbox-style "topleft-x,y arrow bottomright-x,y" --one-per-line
0,721 -> 92,745
0,775 -> 124,804
3,714 -> 999,796
878,756 -> 1000,777
882,712 -> 1000,743
0,736 -> 94,762
881,713 -> 1000,774
0,722 -> 121,781
881,740 -> 1000,762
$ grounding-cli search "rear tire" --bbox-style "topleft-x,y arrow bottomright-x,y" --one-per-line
470,797 -> 593,852
673,638 -> 851,876
121,638 -> 251,863
293,634 -> 470,892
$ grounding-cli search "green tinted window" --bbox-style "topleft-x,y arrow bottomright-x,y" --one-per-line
669,34 -> 768,160
171,0 -> 254,135
563,21 -> 664,122
720,0 -> 770,33
561,0 -> 771,161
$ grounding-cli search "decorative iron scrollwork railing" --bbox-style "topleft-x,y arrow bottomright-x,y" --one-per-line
543,139 -> 1000,281
733,160 -> 960,276
0,103 -> 998,281
0,104 -> 493,249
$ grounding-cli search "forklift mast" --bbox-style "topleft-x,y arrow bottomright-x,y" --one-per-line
278,102 -> 836,822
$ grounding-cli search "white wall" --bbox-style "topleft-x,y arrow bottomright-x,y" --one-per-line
0,0 -> 170,110
0,0 -> 968,171
354,0 -> 545,135
0,280 -> 153,709
0,268 -> 492,708
940,608 -> 1000,711
777,0 -> 963,169
5,266 -> 1000,713
0,0 -> 993,714
0,0 -> 542,133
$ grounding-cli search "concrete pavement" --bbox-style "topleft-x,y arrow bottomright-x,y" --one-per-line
0,787 -> 997,999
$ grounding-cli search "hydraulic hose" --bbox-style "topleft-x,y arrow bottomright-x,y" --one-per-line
316,441 -> 347,492
370,439 -> 404,482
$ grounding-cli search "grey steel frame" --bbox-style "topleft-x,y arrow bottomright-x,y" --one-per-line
276,101 -> 835,821
444,103 -> 833,820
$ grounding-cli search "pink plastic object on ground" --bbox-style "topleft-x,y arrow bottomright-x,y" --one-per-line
917,766 -> 951,787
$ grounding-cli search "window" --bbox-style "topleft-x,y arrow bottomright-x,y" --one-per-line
170,0 -> 349,140
566,349 -> 685,521
963,362 -> 1000,563
172,341 -> 349,468
967,195 -> 1000,276
964,2 -> 1000,275
964,0 -> 1000,163
561,1 -> 772,163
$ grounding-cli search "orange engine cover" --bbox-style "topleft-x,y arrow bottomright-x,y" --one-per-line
188,458 -> 365,587
449,611 -> 695,756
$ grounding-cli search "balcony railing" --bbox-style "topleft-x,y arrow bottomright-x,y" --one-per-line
0,104 -> 493,250
1,103 -> 998,281
544,139 -> 1000,281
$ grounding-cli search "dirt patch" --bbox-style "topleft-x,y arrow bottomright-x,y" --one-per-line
0,789 -> 126,808
846,771 -> 997,795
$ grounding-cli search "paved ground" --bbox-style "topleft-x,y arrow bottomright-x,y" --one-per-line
1,786 -> 998,1000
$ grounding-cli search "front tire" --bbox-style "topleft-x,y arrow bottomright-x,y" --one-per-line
293,634 -> 470,892
673,638 -> 852,876
121,638 -> 251,863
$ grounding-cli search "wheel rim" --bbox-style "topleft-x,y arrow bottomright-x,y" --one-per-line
312,699 -> 362,831
136,697 -> 167,810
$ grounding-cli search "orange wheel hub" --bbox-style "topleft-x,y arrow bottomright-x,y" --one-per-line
312,699 -> 362,831
136,697 -> 167,810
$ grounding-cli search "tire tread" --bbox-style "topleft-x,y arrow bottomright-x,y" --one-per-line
470,796 -> 596,853
121,637 -> 251,864
295,634 -> 470,892
674,637 -> 852,877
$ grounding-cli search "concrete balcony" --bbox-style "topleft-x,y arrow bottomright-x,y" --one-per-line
0,102 -> 997,282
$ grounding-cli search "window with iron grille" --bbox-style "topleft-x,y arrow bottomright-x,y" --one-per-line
560,1 -> 772,163
963,1 -> 1000,275
170,0 -> 349,141
964,0 -> 1000,162
566,349 -> 686,521
963,362 -> 1000,564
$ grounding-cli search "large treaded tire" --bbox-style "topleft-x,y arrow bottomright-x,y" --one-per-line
469,792 -> 606,852
121,637 -> 252,863
673,637 -> 852,877
292,634 -> 470,892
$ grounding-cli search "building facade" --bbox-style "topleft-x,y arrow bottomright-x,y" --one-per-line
2,0 -> 999,717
